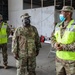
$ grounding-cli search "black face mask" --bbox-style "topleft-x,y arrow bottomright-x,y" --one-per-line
25,18 -> 30,25
22,17 -> 31,27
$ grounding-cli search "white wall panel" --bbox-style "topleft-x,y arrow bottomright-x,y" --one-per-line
23,6 -> 54,37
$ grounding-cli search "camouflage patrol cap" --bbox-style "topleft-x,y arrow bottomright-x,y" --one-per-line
0,14 -> 3,19
60,6 -> 74,12
20,13 -> 31,18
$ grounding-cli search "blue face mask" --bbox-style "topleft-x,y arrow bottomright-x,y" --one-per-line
59,14 -> 66,22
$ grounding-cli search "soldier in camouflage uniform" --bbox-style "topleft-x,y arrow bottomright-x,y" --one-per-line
0,14 -> 10,69
12,13 -> 41,75
51,6 -> 75,75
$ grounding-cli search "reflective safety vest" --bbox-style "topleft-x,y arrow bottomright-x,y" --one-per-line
54,20 -> 75,60
0,22 -> 7,44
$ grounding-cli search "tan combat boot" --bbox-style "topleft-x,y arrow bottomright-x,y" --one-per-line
4,64 -> 8,69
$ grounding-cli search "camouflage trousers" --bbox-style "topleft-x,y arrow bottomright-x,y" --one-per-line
56,57 -> 75,75
0,44 -> 8,65
16,57 -> 36,75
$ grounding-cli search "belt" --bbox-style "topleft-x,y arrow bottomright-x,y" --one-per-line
56,57 -> 75,64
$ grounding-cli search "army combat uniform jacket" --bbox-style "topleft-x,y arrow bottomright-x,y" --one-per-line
12,25 -> 41,58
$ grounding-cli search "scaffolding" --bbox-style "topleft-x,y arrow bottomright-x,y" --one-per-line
30,0 -> 73,9
30,0 -> 73,22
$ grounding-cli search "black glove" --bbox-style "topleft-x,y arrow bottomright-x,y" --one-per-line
14,54 -> 19,60
36,50 -> 39,56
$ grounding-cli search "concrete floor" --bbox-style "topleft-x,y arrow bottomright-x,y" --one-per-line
0,39 -> 56,75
